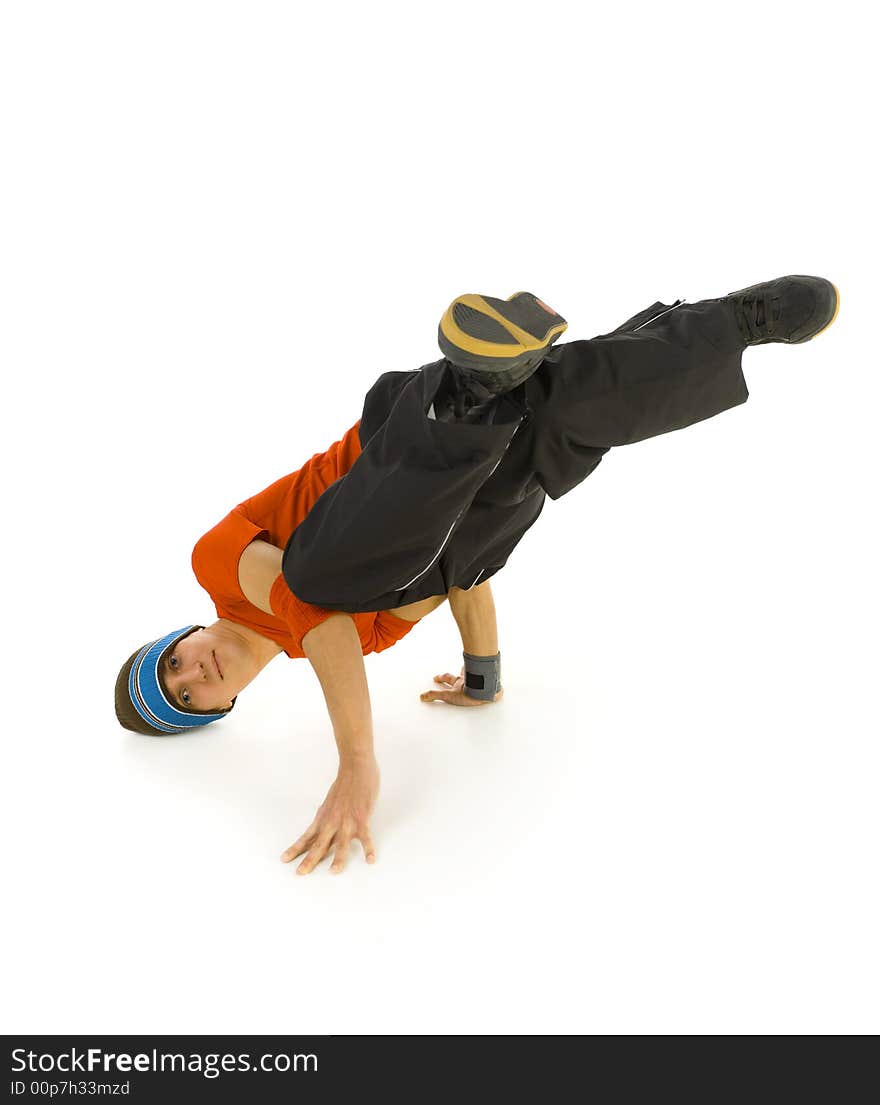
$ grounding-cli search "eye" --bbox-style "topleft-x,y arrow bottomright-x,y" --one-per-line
181,688 -> 191,706
169,654 -> 179,669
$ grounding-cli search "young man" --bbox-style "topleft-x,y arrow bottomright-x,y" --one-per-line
115,276 -> 840,875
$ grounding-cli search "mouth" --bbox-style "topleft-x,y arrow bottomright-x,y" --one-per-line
213,650 -> 223,679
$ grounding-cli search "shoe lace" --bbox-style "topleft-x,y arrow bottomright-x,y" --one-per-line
736,292 -> 778,341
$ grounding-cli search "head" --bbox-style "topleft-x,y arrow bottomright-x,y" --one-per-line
115,624 -> 236,736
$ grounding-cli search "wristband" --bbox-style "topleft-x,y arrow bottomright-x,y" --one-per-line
463,651 -> 501,701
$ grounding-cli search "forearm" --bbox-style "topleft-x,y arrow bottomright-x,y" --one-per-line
302,614 -> 374,765
447,580 -> 499,655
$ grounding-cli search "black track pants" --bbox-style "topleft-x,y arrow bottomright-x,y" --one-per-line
281,296 -> 749,612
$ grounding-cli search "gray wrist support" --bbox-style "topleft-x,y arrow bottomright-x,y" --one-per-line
463,651 -> 501,701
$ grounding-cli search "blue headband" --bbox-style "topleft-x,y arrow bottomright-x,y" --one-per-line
128,625 -> 233,733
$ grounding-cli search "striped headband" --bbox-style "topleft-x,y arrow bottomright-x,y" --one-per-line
128,625 -> 233,733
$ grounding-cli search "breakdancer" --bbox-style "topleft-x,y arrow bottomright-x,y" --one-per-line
115,276 -> 840,874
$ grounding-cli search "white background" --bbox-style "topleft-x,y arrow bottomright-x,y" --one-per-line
2,0 -> 877,1035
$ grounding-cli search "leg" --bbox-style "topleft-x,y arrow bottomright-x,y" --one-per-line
434,295 -> 749,589
283,283 -> 829,614
524,296 -> 750,499
386,593 -> 449,622
282,360 -> 523,612
522,274 -> 840,501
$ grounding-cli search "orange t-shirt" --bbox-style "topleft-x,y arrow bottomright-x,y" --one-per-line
191,421 -> 418,658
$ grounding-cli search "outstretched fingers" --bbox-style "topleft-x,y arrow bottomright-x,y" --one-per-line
282,823 -> 377,875
282,763 -> 380,875
280,821 -> 319,863
330,824 -> 377,873
421,688 -> 455,703
360,827 -> 377,865
295,831 -> 335,876
329,836 -> 351,875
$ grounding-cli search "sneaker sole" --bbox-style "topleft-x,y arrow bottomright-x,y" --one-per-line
438,291 -> 568,378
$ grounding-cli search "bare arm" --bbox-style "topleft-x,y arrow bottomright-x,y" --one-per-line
239,541 -> 374,753
448,580 -> 499,655
301,613 -> 374,765
237,538 -> 283,614
236,539 -> 378,874
281,613 -> 379,875
421,580 -> 504,706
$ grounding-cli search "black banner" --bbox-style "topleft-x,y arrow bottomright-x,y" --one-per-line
5,1036 -> 567,1101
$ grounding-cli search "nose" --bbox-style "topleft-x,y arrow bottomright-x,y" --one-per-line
184,658 -> 208,681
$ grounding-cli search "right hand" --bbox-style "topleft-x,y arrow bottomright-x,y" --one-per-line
280,756 -> 380,875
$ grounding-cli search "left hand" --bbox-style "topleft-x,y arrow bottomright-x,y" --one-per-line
420,667 -> 503,707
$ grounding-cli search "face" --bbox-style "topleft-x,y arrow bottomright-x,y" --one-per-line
161,626 -> 245,713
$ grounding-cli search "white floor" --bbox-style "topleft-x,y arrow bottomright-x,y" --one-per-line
4,1 -> 877,1035
8,407 -> 879,1034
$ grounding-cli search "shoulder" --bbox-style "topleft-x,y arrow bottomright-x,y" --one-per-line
192,511 -> 270,600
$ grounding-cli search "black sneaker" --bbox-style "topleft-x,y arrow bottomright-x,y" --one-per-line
724,275 -> 840,346
438,291 -> 568,393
